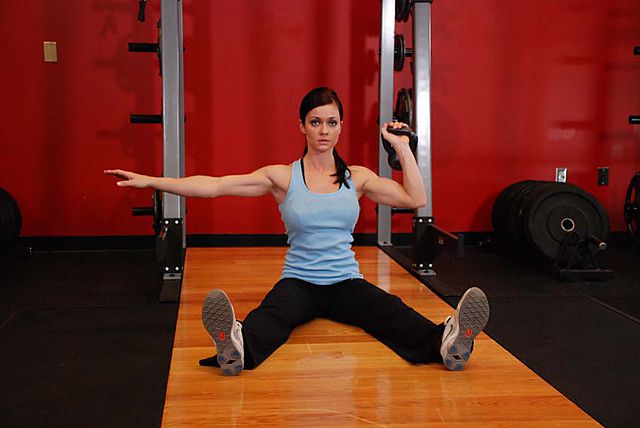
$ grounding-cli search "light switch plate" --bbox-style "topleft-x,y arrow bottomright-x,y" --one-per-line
44,41 -> 58,62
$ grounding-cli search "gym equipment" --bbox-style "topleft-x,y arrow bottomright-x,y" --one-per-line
379,0 -> 454,275
492,180 -> 612,281
492,180 -> 536,245
624,172 -> 640,243
129,0 -> 186,302
381,125 -> 418,171
394,88 -> 414,129
0,188 -> 21,257
394,35 -> 413,72
525,183 -> 609,261
552,231 -> 611,281
130,114 -> 163,124
492,180 -> 545,249
377,0 -> 397,243
132,190 -> 182,263
137,0 -> 148,22
128,19 -> 162,76
630,47 -> 640,124
396,0 -> 413,22
133,190 -> 163,236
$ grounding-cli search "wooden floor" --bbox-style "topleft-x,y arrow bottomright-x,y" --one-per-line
162,247 -> 598,427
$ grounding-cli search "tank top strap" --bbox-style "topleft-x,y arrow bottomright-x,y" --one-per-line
291,159 -> 304,190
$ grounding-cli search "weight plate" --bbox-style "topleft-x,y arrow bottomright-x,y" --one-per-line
394,88 -> 414,130
157,19 -> 163,76
525,183 -> 609,261
396,0 -> 411,22
0,187 -> 22,252
492,180 -> 539,242
153,190 -> 163,236
506,181 -> 550,249
624,172 -> 640,242
394,34 -> 406,72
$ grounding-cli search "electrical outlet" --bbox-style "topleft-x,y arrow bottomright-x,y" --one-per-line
597,167 -> 609,186
555,167 -> 567,183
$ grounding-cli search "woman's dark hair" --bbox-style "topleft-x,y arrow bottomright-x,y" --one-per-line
299,87 -> 351,189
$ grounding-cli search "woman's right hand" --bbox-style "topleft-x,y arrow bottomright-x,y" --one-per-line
104,169 -> 154,189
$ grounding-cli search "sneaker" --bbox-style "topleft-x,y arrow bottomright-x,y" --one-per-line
201,289 -> 244,376
440,287 -> 490,371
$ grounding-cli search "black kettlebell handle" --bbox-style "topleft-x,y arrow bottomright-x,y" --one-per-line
381,126 -> 418,171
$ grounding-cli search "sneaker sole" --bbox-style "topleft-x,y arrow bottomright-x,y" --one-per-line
442,287 -> 490,371
201,290 -> 244,376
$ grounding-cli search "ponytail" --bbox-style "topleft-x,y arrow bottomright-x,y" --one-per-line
332,149 -> 351,189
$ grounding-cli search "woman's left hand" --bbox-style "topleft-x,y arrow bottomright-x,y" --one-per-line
380,121 -> 411,150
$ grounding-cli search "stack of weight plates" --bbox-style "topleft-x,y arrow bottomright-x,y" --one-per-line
492,181 -> 609,263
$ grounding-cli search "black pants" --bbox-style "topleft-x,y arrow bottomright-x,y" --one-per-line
237,277 -> 444,369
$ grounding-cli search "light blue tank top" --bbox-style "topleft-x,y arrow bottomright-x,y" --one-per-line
278,159 -> 364,285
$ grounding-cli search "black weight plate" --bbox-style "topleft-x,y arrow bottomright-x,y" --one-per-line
394,88 -> 414,130
396,0 -> 411,22
518,181 -> 562,244
0,187 -> 22,252
394,34 -> 406,71
492,180 -> 539,241
506,181 -> 550,249
525,183 -> 609,260
0,188 -> 21,236
545,205 -> 590,242
624,172 -> 640,242
153,190 -> 163,236
157,19 -> 163,76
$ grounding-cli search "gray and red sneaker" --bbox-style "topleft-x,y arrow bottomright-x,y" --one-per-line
201,289 -> 244,376
440,287 -> 490,371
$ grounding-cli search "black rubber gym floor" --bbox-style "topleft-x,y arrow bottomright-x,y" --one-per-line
0,242 -> 638,427
386,239 -> 640,428
0,250 -> 176,428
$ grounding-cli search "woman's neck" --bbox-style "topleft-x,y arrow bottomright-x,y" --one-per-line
303,150 -> 335,173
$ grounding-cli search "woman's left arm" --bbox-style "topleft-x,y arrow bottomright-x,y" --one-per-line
354,123 -> 427,209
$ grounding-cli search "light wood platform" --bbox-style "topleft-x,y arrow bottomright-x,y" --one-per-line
162,247 -> 598,426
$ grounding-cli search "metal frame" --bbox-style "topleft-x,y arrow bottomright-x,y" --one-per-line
377,0 -> 458,276
413,0 -> 433,219
377,0 -> 433,243
159,0 -> 186,301
377,0 -> 396,246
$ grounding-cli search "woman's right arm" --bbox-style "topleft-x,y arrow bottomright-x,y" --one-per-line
104,167 -> 276,198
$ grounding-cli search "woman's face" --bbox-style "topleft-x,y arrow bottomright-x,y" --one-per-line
299,103 -> 342,154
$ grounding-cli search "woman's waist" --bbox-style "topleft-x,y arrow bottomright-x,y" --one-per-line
284,244 -> 357,264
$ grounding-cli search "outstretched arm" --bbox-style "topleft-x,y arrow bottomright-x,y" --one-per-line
354,122 -> 427,209
104,167 -> 276,198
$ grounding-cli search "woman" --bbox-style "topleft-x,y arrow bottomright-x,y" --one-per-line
105,87 -> 489,376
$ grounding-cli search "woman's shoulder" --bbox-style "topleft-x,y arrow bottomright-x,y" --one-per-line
349,165 -> 372,173
348,165 -> 377,189
262,163 -> 293,188
349,165 -> 376,179
264,163 -> 293,171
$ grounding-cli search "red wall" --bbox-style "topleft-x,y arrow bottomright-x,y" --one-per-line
1,0 -> 639,238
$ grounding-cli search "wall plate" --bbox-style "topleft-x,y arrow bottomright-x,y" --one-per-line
597,167 -> 609,186
44,41 -> 58,62
556,167 -> 567,183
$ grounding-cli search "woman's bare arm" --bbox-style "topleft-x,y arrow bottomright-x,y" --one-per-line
104,166 -> 277,198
